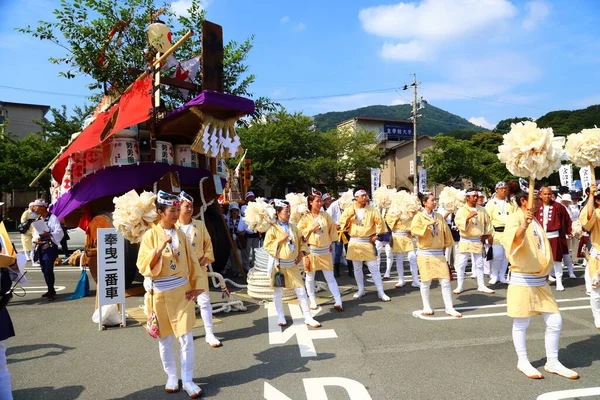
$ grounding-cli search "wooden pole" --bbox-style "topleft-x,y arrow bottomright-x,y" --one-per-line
526,179 -> 535,223
591,165 -> 597,196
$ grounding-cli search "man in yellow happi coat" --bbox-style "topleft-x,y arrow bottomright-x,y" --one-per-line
411,192 -> 461,317
263,199 -> 321,328
339,189 -> 390,302
453,188 -> 495,294
503,190 -> 578,380
579,183 -> 600,329
177,191 -> 222,347
386,187 -> 420,289
486,181 -> 518,284
137,191 -> 206,397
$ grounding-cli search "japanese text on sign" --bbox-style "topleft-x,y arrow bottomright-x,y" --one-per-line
97,228 -> 125,306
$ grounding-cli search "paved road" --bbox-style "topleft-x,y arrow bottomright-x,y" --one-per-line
5,232 -> 600,400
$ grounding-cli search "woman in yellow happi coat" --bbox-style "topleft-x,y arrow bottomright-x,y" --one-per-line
177,191 -> 222,348
297,191 -> 343,311
385,188 -> 420,289
338,189 -> 390,301
579,183 -> 600,329
411,192 -> 461,317
263,199 -> 321,328
503,190 -> 577,380
137,191 -> 205,397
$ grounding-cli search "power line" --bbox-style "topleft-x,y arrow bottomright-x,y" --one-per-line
419,86 -> 548,111
0,85 -> 89,98
272,87 -> 398,102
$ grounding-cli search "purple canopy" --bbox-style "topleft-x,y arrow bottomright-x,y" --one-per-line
162,90 -> 255,123
49,163 -> 212,220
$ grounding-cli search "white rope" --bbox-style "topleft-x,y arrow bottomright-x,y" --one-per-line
193,176 -> 215,222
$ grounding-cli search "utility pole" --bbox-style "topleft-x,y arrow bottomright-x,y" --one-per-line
404,74 -> 421,194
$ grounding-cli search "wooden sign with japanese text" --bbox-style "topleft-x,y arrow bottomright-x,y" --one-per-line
97,228 -> 126,306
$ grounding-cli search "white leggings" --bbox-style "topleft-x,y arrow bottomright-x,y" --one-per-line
590,287 -> 600,326
158,332 -> 195,383
197,292 -> 214,336
394,251 -> 419,284
273,287 -> 312,320
512,313 -> 562,362
352,260 -> 385,295
0,341 -> 12,400
305,270 -> 342,306
376,240 -> 393,276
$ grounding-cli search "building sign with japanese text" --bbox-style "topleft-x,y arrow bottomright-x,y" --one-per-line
97,228 -> 125,306
383,123 -> 413,138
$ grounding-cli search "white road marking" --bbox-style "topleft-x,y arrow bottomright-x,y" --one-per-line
413,297 -> 592,320
19,286 -> 67,294
537,387 -> 600,400
267,302 -> 337,357
264,378 -> 373,400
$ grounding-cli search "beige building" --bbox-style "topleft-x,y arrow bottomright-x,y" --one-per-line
0,101 -> 50,140
336,116 -> 467,195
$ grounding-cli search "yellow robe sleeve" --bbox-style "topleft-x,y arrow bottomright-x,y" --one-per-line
263,226 -> 281,258
136,228 -> 162,277
454,206 -> 468,231
326,213 -> 338,243
385,213 -> 400,231
296,214 -> 312,238
183,231 -> 205,291
504,210 -> 525,258
294,225 -> 309,255
580,207 -> 599,231
338,206 -> 353,231
440,215 -> 455,248
374,208 -> 386,234
411,213 -> 428,237
482,208 -> 494,236
200,222 -> 215,264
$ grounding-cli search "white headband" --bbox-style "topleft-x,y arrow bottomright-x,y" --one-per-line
465,190 -> 480,196
157,190 -> 180,206
179,191 -> 194,203
32,199 -> 47,207
495,181 -> 507,189
354,189 -> 367,197
274,199 -> 289,208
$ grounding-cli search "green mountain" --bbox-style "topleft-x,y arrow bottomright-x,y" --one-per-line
536,105 -> 600,135
313,103 -> 484,135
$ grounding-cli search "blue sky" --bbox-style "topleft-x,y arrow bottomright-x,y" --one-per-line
1,0 -> 599,130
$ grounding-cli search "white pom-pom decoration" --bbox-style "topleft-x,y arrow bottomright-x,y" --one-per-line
285,192 -> 308,224
243,197 -> 276,233
373,186 -> 396,210
497,121 -> 562,179
112,189 -> 158,243
571,220 -> 583,239
565,127 -> 600,168
387,191 -> 421,221
438,186 -> 466,213
338,189 -> 354,210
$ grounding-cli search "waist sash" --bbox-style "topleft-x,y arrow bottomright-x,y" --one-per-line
392,230 -> 410,237
350,237 -> 372,244
309,245 -> 330,255
509,272 -> 547,287
144,276 -> 189,293
460,236 -> 482,243
494,226 -> 505,232
279,259 -> 297,267
546,230 -> 559,239
416,249 -> 444,257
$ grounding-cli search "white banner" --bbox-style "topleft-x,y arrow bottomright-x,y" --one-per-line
419,169 -> 428,193
409,160 -> 414,176
370,168 -> 381,196
559,164 -> 573,189
580,166 -> 592,192
97,229 -> 126,307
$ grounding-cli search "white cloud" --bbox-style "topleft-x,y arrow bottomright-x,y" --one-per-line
171,0 -> 210,16
381,40 -> 433,61
391,98 -> 410,106
468,116 -> 496,130
280,16 -> 290,24
294,22 -> 307,32
522,0 -> 550,31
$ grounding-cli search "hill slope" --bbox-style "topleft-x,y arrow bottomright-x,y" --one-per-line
536,105 -> 600,135
313,104 -> 484,135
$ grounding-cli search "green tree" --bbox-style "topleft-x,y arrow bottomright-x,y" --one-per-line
18,0 -> 276,117
470,131 -> 504,154
422,136 -> 480,185
37,105 -> 94,149
236,110 -> 325,196
493,117 -> 533,134
316,128 -> 383,193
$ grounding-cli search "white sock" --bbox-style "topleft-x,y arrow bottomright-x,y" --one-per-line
323,270 -> 342,306
305,270 -> 317,307
179,332 -> 194,383
353,261 -> 365,295
395,253 -> 405,284
420,281 -> 432,313
590,288 -> 600,327
367,260 -> 386,297
197,293 -> 214,336
273,288 -> 286,323
158,335 -> 178,381
408,251 -> 420,285
441,279 -> 460,316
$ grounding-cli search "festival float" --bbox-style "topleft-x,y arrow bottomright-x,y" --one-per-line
32,17 -> 251,311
